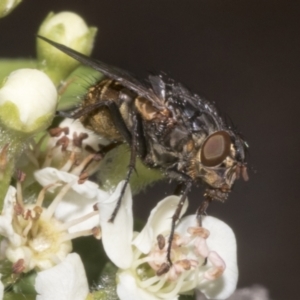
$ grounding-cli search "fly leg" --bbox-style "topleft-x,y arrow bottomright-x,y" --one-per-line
196,196 -> 212,226
108,113 -> 139,222
157,181 -> 192,275
108,109 -> 148,221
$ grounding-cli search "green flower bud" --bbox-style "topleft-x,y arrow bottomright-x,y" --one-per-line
37,11 -> 97,85
0,68 -> 57,136
0,0 -> 22,18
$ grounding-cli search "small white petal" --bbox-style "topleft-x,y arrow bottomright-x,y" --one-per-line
133,196 -> 188,254
117,270 -> 174,300
98,181 -> 133,269
34,167 -> 100,198
0,186 -> 22,247
35,253 -> 89,300
197,216 -> 238,300
54,189 -> 102,233
40,186 -> 99,231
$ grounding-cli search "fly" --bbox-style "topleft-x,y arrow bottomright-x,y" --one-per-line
38,36 -> 249,272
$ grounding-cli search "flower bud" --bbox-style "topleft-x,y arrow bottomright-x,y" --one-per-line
37,11 -> 97,85
0,69 -> 57,135
0,0 -> 22,18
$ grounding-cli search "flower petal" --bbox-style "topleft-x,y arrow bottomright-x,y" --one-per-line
197,216 -> 238,300
98,181 -> 133,269
34,167 -> 100,198
117,270 -> 176,300
133,195 -> 188,254
0,186 -> 22,247
35,253 -> 89,300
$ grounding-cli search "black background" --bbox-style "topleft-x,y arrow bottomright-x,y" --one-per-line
1,1 -> 299,299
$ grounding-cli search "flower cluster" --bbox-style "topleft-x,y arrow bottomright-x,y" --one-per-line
0,8 -> 239,300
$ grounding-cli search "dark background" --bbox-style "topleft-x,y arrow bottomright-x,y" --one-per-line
1,1 -> 299,299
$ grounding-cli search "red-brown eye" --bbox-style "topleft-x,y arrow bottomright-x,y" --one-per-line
200,131 -> 231,167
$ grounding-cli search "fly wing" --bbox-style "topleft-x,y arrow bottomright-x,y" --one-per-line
37,36 -> 160,105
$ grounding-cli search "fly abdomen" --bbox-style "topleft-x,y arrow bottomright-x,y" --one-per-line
79,79 -> 136,141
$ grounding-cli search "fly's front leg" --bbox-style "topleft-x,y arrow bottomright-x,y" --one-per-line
108,113 -> 139,222
156,181 -> 192,275
196,196 -> 212,226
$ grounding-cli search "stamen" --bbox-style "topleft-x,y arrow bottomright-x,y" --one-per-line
138,274 -> 163,289
60,228 -> 95,242
73,132 -> 88,148
22,219 -> 33,237
12,259 -> 25,274
56,136 -> 70,151
44,182 -> 73,219
188,226 -> 210,238
178,277 -> 197,293
36,183 -> 59,207
78,171 -> 89,184
157,274 -> 185,298
34,134 -> 48,158
92,226 -> 101,239
156,263 -> 170,276
16,178 -> 24,208
157,234 -> 166,250
25,148 -> 39,167
71,153 -> 95,176
204,251 -> 226,280
177,259 -> 192,271
42,145 -> 58,168
60,151 -> 76,172
60,210 -> 99,230
194,236 -> 210,258
11,211 -> 23,234
14,203 -> 23,216
48,127 -> 69,137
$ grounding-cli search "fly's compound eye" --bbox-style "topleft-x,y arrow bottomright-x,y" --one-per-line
200,131 -> 231,167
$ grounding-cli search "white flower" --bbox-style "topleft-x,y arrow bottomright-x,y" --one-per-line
35,253 -> 89,300
0,69 -> 57,135
0,168 -> 105,274
99,189 -> 238,300
0,0 -> 22,18
37,11 -> 97,85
